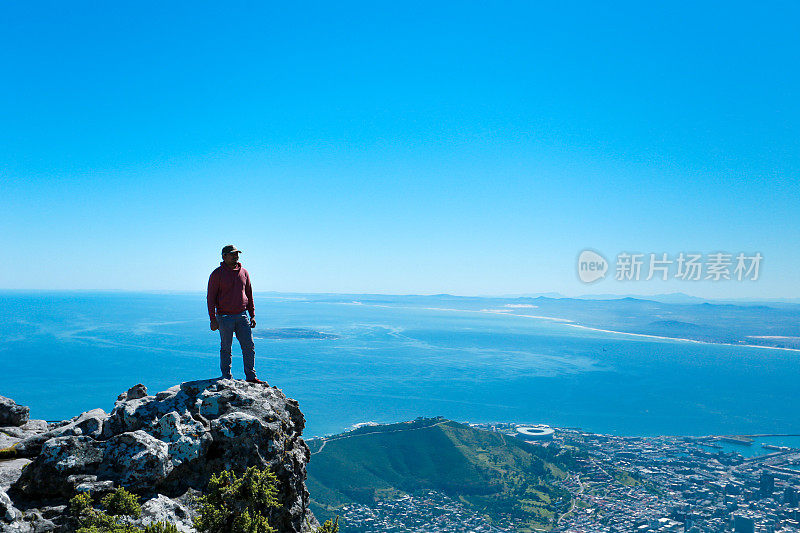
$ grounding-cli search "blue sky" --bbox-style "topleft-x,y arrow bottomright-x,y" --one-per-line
2,2 -> 798,298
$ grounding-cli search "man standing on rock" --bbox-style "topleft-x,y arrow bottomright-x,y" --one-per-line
207,245 -> 267,384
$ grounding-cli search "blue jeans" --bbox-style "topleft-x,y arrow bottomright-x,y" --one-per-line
217,312 -> 257,380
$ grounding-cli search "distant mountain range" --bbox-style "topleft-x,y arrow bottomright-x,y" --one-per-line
259,290 -> 800,306
263,292 -> 800,350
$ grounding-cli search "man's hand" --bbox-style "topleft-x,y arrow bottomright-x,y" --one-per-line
250,317 -> 256,328
210,319 -> 219,331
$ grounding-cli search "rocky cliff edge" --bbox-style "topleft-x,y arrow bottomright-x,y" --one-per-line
0,379 -> 319,532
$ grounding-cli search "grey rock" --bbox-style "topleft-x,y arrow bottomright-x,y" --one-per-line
0,430 -> 23,441
99,431 -> 172,492
18,422 -> 46,434
74,479 -> 115,494
103,394 -> 159,437
0,398 -> 29,428
117,383 -> 148,402
16,430 -> 174,498
0,522 -> 30,533
13,409 -> 108,458
0,507 -> 55,532
0,433 -> 18,451
152,411 -> 206,467
140,494 -> 196,533
10,378 -> 317,532
0,421 -> 47,443
0,495 -> 58,532
1,489 -> 16,522
14,436 -> 105,497
69,409 -> 107,438
0,460 -> 31,493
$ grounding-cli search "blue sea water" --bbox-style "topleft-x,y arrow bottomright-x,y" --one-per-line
714,436 -> 800,458
1,291 -> 798,439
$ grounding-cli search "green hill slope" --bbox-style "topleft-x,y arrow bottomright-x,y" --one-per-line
307,417 -> 582,531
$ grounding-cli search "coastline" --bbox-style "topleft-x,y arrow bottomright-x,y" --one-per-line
559,322 -> 800,353
338,301 -> 800,354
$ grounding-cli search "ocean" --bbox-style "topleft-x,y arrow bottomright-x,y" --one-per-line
1,291 -> 798,441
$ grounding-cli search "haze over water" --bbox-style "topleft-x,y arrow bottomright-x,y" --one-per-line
1,292 -> 798,439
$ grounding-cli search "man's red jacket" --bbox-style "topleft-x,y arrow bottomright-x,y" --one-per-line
207,262 -> 255,320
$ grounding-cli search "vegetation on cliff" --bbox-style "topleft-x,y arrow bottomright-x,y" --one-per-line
68,487 -> 178,533
307,418 -> 582,530
64,467 -> 340,533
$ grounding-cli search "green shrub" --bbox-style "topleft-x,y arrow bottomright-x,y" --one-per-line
69,492 -> 123,531
68,489 -> 175,533
69,492 -> 95,517
102,488 -> 142,518
318,516 -> 339,532
194,465 -> 339,533
142,523 -> 180,533
68,467 -> 330,533
194,466 -> 280,533
76,525 -> 141,533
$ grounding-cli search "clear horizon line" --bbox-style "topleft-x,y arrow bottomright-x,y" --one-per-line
0,288 -> 798,303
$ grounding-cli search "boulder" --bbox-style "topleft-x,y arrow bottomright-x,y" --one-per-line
0,420 -> 48,445
0,398 -> 28,428
0,434 -> 17,451
0,460 -> 31,493
0,489 -> 16,522
0,489 -> 57,532
0,508 -> 56,532
117,383 -> 148,402
13,409 -> 108,458
99,431 -> 172,492
152,411 -> 207,467
140,493 -> 196,533
10,378 -> 317,532
14,436 -> 105,498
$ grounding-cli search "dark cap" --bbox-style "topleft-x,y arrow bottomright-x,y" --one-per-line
221,245 -> 242,256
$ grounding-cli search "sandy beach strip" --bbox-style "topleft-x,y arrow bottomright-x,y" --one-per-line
560,323 -> 800,353
322,300 -> 800,353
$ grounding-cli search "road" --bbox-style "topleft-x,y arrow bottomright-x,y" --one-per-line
310,419 -> 447,456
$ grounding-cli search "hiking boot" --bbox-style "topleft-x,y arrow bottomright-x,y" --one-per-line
246,377 -> 267,385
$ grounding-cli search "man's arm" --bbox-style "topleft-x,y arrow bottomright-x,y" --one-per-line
245,271 -> 255,327
207,270 -> 220,329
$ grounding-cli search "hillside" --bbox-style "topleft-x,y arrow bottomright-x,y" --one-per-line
307,417 -> 583,531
